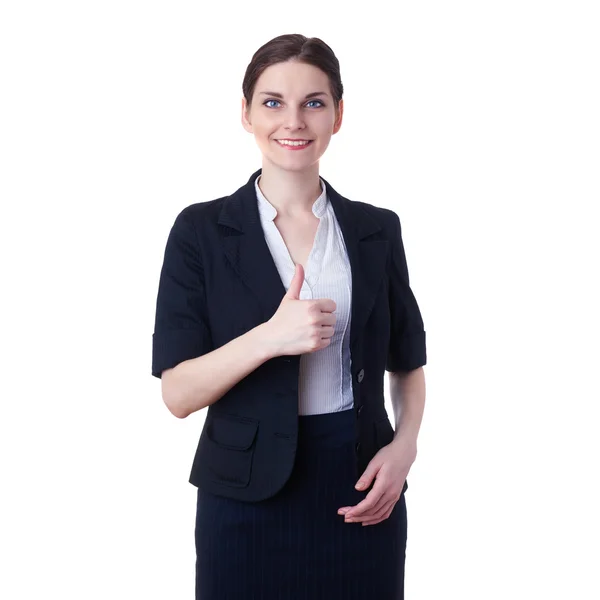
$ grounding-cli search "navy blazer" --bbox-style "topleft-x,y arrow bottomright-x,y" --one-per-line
151,168 -> 426,502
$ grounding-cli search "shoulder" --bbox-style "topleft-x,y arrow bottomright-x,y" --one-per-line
167,196 -> 228,246
159,197 -> 229,265
355,200 -> 399,222
340,195 -> 401,238
176,196 -> 227,226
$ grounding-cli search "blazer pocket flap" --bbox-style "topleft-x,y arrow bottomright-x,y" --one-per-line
208,414 -> 259,451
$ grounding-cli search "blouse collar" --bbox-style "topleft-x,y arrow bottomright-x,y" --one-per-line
255,174 -> 328,221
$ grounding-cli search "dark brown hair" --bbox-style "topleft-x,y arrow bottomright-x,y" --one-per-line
242,34 -> 344,117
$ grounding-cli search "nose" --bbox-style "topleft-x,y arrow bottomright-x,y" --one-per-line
284,107 -> 306,131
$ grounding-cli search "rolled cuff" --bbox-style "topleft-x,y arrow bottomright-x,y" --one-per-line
152,328 -> 213,378
386,330 -> 427,372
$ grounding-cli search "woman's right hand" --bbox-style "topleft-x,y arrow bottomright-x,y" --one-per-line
264,263 -> 337,357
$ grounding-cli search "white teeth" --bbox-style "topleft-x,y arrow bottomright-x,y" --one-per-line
277,139 -> 311,147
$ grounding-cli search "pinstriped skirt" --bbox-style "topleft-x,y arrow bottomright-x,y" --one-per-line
195,407 -> 407,600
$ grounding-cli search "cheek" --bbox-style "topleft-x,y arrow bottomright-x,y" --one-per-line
313,112 -> 336,129
252,129 -> 272,147
254,124 -> 276,141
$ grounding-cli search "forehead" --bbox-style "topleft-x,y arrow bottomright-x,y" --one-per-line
255,61 -> 330,96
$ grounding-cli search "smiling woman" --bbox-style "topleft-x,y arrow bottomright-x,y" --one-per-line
151,32 -> 427,600
240,42 -> 343,181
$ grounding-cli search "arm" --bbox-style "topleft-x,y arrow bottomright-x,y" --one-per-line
161,263 -> 334,418
152,209 -> 281,418
152,213 -> 331,419
161,323 -> 276,419
385,209 -> 427,450
388,367 -> 426,451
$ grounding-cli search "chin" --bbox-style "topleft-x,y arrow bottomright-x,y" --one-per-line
266,158 -> 317,174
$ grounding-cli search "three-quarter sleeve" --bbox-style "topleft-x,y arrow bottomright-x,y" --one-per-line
151,209 -> 213,378
386,211 -> 427,372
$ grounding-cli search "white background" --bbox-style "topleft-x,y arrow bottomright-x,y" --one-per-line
1,1 -> 599,598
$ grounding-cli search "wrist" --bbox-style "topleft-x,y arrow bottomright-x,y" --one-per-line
250,322 -> 280,362
391,430 -> 418,457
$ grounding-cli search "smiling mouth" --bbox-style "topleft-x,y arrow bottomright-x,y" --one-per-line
274,139 -> 314,148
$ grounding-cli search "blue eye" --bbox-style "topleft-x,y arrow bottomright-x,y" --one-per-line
263,99 -> 324,109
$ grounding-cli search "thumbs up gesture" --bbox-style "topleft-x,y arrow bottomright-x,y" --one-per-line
265,263 -> 337,357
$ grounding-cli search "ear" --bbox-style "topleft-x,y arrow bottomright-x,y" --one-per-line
241,97 -> 253,133
332,98 -> 344,134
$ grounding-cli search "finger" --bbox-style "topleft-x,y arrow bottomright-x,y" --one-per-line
319,325 -> 335,339
362,504 -> 396,526
316,337 -> 332,351
352,499 -> 395,523
344,485 -> 385,519
316,298 -> 336,313
346,473 -> 388,517
354,464 -> 379,493
319,313 -> 337,327
346,494 -> 390,522
285,264 -> 304,300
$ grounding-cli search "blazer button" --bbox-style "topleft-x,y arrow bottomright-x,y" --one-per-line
357,369 -> 364,383
357,404 -> 363,415
355,441 -> 361,453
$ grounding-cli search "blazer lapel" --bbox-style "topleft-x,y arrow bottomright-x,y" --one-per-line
323,176 -> 388,351
218,169 -> 388,350
218,170 -> 287,321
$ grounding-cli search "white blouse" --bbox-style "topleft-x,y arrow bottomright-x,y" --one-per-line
255,175 -> 355,416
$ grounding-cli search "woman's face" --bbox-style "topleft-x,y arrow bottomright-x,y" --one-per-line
242,60 -> 343,172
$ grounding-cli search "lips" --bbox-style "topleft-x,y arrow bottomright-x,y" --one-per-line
274,139 -> 314,150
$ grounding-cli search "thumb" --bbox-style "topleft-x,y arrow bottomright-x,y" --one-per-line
355,465 -> 378,491
284,263 -> 305,300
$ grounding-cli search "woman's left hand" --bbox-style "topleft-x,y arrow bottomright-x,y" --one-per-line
337,437 -> 417,526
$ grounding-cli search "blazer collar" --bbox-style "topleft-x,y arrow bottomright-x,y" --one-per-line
217,168 -> 388,351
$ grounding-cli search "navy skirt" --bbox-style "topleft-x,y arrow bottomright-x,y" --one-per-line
195,408 -> 407,600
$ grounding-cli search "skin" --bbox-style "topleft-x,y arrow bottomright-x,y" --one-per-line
241,59 -> 426,527
241,59 -> 343,215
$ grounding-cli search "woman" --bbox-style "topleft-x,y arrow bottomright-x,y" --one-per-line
152,33 -> 427,600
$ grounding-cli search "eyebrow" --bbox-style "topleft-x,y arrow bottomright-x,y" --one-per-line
258,91 -> 328,99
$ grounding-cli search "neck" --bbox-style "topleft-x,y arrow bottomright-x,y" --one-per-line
257,161 -> 322,218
